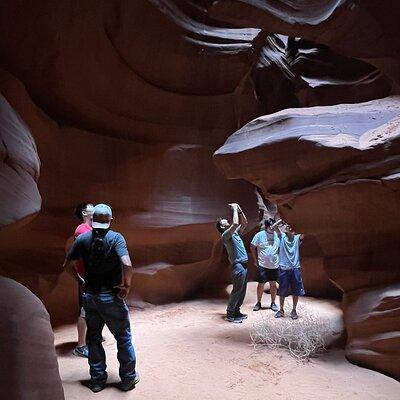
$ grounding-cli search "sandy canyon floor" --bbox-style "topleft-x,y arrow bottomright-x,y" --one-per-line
55,283 -> 399,400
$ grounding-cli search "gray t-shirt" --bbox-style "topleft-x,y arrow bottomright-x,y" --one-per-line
279,233 -> 301,270
222,229 -> 248,265
67,229 -> 129,293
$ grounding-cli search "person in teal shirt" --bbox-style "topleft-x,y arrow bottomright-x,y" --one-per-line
216,203 -> 248,323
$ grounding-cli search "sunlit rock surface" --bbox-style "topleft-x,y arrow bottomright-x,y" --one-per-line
209,0 -> 400,86
214,96 -> 400,379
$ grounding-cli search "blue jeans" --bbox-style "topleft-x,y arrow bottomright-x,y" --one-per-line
83,292 -> 136,382
227,262 -> 248,316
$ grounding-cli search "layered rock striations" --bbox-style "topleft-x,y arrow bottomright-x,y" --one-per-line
209,0 -> 400,87
0,94 -> 41,229
0,1 -> 263,318
0,0 -> 397,326
214,97 -> 400,379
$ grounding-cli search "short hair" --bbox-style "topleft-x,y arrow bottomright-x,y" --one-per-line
74,202 -> 90,222
215,218 -> 225,233
264,218 -> 276,228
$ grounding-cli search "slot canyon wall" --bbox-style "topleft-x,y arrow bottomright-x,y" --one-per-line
212,1 -> 400,380
0,0 -> 399,382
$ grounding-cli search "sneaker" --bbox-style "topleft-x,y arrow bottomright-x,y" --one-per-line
235,311 -> 248,320
253,302 -> 261,311
89,380 -> 106,393
73,345 -> 88,358
291,310 -> 299,320
270,303 -> 278,312
118,372 -> 140,392
274,310 -> 284,318
225,315 -> 243,323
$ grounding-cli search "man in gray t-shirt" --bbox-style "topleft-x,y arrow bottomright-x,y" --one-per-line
216,203 -> 248,323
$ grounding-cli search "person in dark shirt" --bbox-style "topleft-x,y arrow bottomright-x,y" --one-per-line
64,204 -> 139,393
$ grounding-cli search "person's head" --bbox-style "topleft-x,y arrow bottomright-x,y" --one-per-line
263,218 -> 276,233
281,222 -> 293,234
92,204 -> 113,230
74,202 -> 94,223
216,217 -> 230,233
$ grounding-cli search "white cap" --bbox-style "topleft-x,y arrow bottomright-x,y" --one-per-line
92,204 -> 113,229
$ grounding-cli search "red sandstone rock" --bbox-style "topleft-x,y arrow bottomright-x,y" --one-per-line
0,0 -> 395,326
344,283 -> 400,380
214,96 -> 400,379
209,0 -> 400,86
0,94 -> 41,229
0,65 -> 258,321
0,277 -> 64,399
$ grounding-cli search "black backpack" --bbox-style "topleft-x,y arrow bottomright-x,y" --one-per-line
87,229 -> 112,274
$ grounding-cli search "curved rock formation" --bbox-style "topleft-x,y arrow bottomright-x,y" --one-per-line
344,282 -> 400,379
0,0 -> 396,326
0,277 -> 64,399
0,0 -> 263,317
0,94 -> 41,229
209,0 -> 400,86
214,96 -> 400,379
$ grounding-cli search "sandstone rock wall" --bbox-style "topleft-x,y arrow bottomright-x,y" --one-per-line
0,94 -> 41,229
0,277 -> 64,399
0,1 -> 262,321
0,0 -> 397,327
214,97 -> 400,379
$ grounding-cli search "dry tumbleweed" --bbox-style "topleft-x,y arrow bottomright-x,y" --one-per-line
250,305 -> 332,360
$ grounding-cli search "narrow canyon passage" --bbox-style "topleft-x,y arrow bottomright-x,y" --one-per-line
56,283 -> 399,400
1,1 -> 400,398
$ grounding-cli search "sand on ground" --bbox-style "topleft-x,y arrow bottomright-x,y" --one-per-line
55,282 -> 400,400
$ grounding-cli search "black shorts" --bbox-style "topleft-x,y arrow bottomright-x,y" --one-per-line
255,266 -> 279,283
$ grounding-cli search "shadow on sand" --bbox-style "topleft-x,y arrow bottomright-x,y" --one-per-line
55,341 -> 77,356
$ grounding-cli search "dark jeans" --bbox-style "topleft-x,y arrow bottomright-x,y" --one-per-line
83,292 -> 136,382
227,262 -> 248,316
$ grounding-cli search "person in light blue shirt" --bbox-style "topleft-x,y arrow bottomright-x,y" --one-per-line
275,222 -> 305,320
216,203 -> 248,323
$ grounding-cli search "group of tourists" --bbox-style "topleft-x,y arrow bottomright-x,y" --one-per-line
63,200 -> 304,393
216,203 -> 305,324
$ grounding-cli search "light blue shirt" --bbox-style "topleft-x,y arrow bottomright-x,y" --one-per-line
279,233 -> 301,270
222,230 -> 248,265
251,231 -> 280,269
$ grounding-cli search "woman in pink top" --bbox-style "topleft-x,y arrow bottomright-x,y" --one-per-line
72,202 -> 94,358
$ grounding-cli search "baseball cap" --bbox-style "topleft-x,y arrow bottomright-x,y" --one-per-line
92,204 -> 113,229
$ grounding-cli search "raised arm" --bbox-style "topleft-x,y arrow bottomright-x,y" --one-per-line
223,204 -> 240,239
237,205 -> 248,235
271,218 -> 282,237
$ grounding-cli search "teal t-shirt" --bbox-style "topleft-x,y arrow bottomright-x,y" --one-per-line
222,230 -> 248,264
